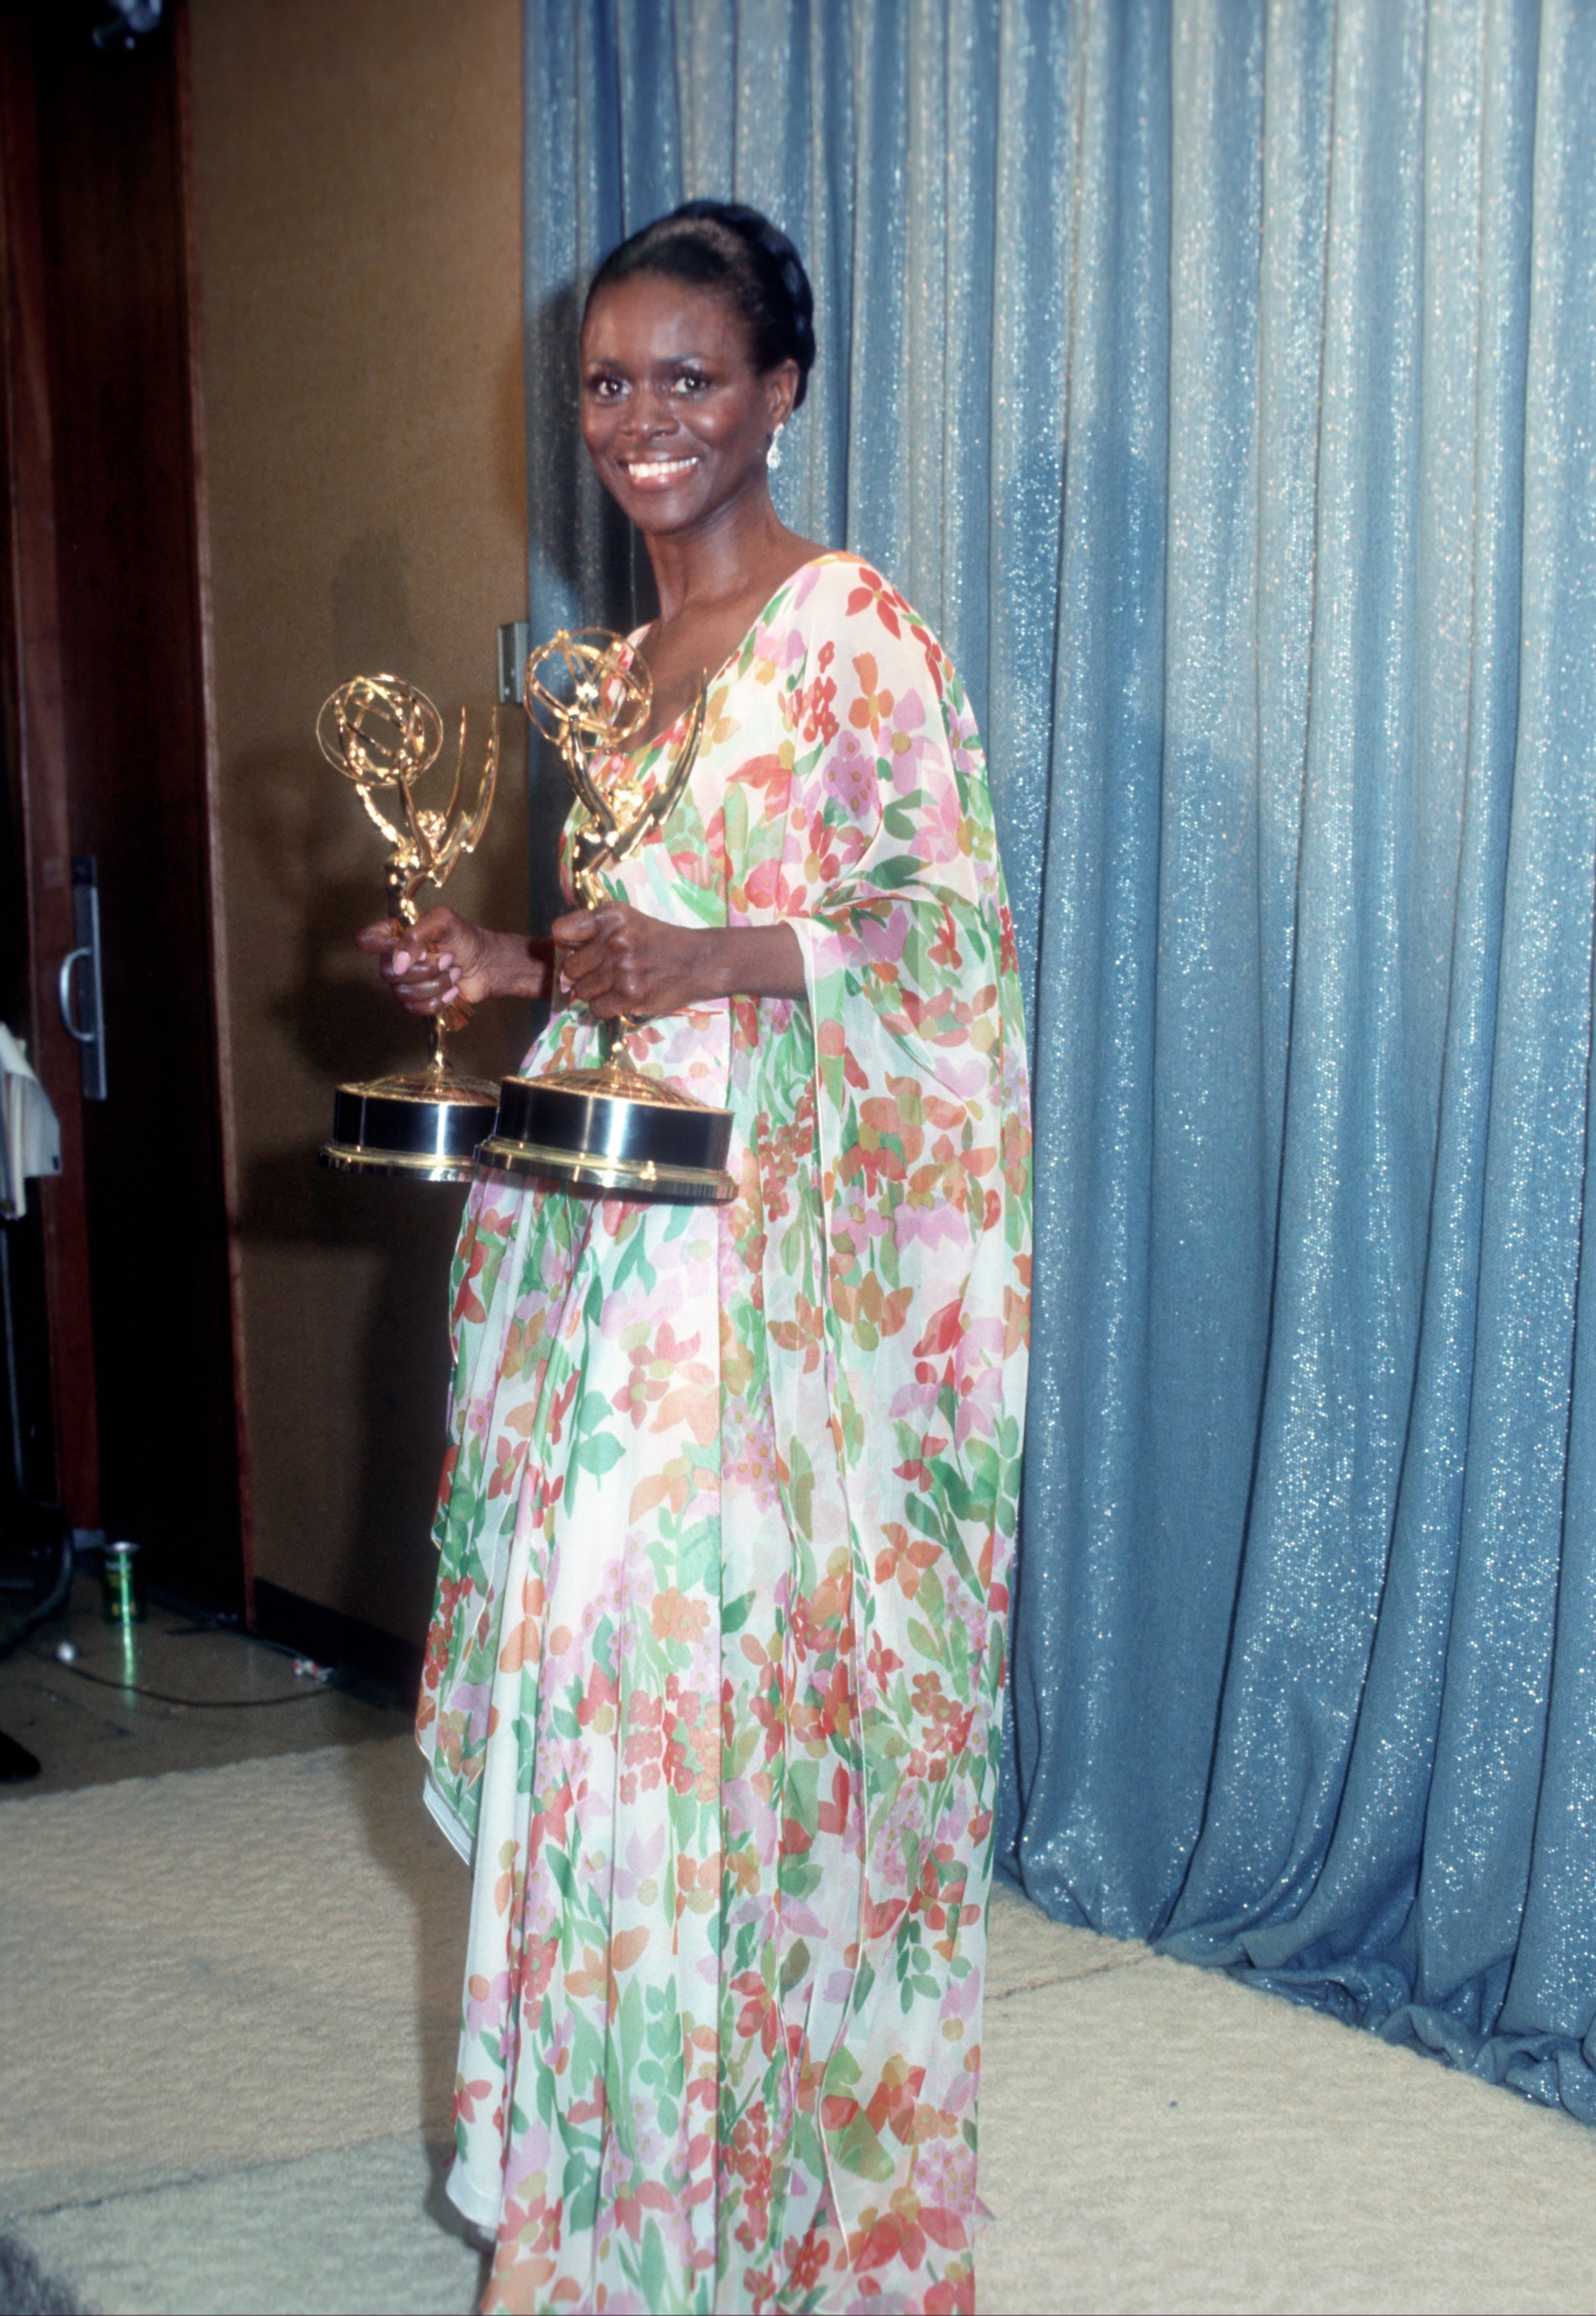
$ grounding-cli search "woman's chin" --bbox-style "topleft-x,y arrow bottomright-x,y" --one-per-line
615,484 -> 710,535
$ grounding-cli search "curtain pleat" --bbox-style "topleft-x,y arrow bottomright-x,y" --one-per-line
522,0 -> 1596,2120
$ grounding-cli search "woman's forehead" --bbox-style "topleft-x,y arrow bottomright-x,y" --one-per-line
581,274 -> 753,363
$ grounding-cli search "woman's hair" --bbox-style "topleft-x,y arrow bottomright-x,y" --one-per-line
582,200 -> 816,408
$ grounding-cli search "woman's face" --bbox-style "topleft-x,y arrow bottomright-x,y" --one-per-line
579,274 -> 797,539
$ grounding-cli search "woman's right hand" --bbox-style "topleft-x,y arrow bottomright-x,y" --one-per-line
356,906 -> 506,1017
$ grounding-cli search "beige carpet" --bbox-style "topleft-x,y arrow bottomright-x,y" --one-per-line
1,1739 -> 1593,2314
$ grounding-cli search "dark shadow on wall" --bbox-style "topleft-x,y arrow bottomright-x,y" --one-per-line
235,516 -> 537,1642
237,720 -> 463,1643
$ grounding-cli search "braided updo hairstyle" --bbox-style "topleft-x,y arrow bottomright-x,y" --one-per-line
582,200 -> 816,408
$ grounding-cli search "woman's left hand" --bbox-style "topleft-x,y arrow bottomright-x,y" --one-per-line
552,904 -> 712,1021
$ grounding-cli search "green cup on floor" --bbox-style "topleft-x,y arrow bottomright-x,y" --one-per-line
101,1540 -> 145,1626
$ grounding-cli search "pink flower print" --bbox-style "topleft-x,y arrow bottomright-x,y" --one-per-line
465,1967 -> 511,2036
828,729 -> 878,821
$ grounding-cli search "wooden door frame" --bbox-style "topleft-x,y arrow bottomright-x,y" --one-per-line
0,10 -> 99,1533
172,0 -> 255,1617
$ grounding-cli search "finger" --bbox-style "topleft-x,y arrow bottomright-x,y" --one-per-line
590,983 -> 646,1021
551,909 -> 604,948
582,955 -> 650,1019
355,920 -> 403,954
560,946 -> 619,1001
388,958 -> 454,998
407,905 -> 459,946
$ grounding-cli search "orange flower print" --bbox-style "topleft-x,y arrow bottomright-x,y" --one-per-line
649,1587 -> 710,1646
849,650 -> 896,740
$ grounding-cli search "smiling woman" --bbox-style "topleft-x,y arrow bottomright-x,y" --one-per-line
359,202 -> 1033,2316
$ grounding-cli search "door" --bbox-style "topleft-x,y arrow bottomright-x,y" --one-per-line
0,0 -> 246,1613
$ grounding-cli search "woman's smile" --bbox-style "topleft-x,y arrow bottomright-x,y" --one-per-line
617,449 -> 701,489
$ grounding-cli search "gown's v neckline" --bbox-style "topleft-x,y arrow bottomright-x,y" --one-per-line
621,549 -> 856,767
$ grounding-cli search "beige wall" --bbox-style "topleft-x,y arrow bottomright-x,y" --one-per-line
190,0 -> 530,1642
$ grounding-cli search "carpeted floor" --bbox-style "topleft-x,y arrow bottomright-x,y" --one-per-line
2,1738 -> 1593,2314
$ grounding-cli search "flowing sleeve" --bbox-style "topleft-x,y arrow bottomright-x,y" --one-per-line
764,558 -> 1033,2223
773,560 -> 1031,1516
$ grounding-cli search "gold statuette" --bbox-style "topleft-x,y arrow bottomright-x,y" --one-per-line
316,673 -> 500,1182
478,629 -> 734,1203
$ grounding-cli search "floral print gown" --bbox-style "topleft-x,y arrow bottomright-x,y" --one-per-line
417,554 -> 1032,2315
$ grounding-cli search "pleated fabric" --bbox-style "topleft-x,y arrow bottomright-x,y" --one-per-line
522,0 -> 1596,2121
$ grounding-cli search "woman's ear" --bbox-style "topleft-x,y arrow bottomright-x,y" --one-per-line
765,359 -> 801,433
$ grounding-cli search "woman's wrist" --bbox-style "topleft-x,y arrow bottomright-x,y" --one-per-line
695,924 -> 806,1005
485,929 -> 554,1002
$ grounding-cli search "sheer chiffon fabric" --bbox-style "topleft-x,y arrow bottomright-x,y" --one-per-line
417,555 -> 1033,2313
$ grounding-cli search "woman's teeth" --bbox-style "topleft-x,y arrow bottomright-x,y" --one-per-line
626,456 -> 697,483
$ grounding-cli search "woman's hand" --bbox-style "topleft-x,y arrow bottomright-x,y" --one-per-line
552,905 -> 703,1021
355,907 -> 551,1016
552,907 -> 805,1016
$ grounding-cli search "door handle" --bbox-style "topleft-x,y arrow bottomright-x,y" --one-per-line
58,948 -> 93,1038
55,858 -> 107,1100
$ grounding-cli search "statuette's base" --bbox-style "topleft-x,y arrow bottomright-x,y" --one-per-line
481,1061 -> 735,1204
320,1068 -> 499,1185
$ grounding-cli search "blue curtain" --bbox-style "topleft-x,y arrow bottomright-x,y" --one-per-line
522,0 -> 1596,2122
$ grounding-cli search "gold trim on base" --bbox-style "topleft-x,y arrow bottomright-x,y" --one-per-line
318,1141 -> 476,1184
475,1134 -> 734,1204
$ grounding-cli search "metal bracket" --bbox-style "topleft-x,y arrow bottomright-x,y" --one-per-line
496,621 -> 530,707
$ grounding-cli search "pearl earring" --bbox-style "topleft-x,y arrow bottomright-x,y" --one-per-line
767,421 -> 786,473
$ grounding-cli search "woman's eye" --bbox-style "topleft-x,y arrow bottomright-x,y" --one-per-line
671,370 -> 710,395
586,374 -> 625,401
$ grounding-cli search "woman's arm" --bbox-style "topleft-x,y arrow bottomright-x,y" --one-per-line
553,905 -> 806,1017
357,902 -> 803,1019
355,905 -> 553,1015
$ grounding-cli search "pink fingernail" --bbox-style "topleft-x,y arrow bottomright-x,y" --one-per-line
393,949 -> 411,972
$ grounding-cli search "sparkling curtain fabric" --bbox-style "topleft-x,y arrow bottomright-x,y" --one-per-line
523,0 -> 1596,2121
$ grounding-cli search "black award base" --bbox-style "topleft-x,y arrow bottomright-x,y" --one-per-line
320,1070 -> 500,1185
478,1063 -> 735,1204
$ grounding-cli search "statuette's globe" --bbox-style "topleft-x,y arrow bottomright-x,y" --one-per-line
522,629 -> 650,760
316,673 -> 444,792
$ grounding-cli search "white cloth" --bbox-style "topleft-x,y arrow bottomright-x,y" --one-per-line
1,1024 -> 62,1219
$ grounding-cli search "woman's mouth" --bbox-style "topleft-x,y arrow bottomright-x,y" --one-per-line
621,454 -> 699,489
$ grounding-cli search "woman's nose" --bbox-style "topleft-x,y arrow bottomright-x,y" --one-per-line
625,383 -> 678,438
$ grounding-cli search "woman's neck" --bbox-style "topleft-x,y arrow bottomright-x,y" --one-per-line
643,478 -> 807,629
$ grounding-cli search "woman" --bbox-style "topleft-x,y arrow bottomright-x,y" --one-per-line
362,202 -> 1031,2316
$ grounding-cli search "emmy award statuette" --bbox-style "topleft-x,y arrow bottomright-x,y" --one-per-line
478,629 -> 736,1203
317,673 -> 500,1181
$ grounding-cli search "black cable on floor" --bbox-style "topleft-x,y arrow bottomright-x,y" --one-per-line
27,1648 -> 337,1711
0,1529 -> 73,1669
